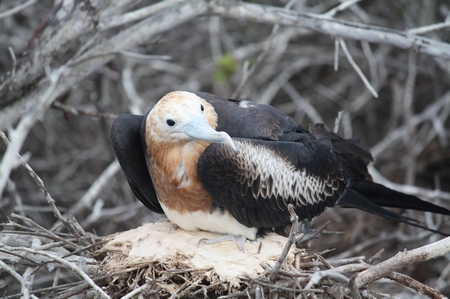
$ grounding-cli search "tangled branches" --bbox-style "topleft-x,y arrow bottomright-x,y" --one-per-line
1,0 -> 450,297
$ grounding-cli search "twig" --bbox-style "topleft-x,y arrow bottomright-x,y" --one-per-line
0,0 -> 37,19
8,46 -> 17,77
52,101 -> 117,119
402,50 -> 418,185
361,41 -> 379,86
305,269 -> 350,289
258,55 -> 332,105
218,290 -> 255,299
333,111 -> 343,134
0,130 -> 87,240
0,260 -> 32,297
386,272 -> 446,299
304,263 -> 370,290
52,282 -> 91,299
270,204 -> 298,282
323,0 -> 362,18
57,161 -> 120,223
282,83 -> 324,124
10,213 -> 78,249
162,267 -> 214,275
19,247 -> 110,299
0,66 -> 64,197
231,0 -> 297,99
210,2 -> 450,60
299,256 -> 366,268
260,262 -> 308,278
366,248 -> 384,264
98,0 -> 184,30
334,39 -> 339,71
121,282 -> 155,299
339,38 -> 378,98
121,64 -> 145,115
371,90 -> 450,159
408,22 -> 450,35
22,266 -> 36,299
247,276 -> 324,294
120,51 -> 171,61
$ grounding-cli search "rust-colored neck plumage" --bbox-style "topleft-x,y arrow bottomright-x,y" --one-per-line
146,139 -> 212,213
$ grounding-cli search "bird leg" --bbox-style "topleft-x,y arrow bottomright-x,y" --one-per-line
152,217 -> 170,224
197,234 -> 247,252
168,223 -> 179,234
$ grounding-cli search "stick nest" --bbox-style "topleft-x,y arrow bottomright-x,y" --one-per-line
96,222 -> 325,298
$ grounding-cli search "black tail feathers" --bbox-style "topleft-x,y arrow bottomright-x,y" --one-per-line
340,182 -> 450,236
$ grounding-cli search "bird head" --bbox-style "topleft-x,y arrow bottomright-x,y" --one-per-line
146,91 -> 236,152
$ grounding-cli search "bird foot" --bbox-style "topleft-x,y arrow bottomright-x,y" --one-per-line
169,223 -> 179,234
197,234 -> 247,252
151,217 -> 179,233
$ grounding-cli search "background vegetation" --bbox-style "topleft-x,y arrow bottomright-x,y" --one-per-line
1,0 -> 450,297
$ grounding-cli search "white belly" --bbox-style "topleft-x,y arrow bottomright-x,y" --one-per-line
160,202 -> 258,240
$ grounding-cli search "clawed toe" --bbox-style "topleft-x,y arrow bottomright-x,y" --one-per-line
197,234 -> 247,252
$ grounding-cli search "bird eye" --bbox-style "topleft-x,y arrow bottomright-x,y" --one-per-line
166,119 -> 176,127
200,104 -> 204,112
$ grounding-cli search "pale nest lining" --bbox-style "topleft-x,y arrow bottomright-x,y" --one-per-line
100,221 -> 293,286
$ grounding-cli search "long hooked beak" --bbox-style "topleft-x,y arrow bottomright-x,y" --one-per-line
182,117 -> 237,153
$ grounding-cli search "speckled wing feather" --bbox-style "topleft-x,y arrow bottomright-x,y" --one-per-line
197,138 -> 349,229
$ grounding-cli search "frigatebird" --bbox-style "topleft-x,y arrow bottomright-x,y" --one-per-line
110,91 -> 450,247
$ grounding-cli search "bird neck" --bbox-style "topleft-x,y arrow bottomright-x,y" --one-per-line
147,139 -> 212,213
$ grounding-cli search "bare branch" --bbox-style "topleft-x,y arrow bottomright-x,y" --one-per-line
339,38 -> 378,98
209,2 -> 450,59
0,67 -> 64,197
354,237 -> 450,288
0,131 -> 88,240
408,22 -> 450,35
0,260 -> 32,296
386,272 -> 447,299
6,245 -> 110,299
0,0 -> 37,19
269,204 -> 298,282
98,0 -> 184,30
57,161 -> 121,222
52,101 -> 117,119
323,0 -> 362,18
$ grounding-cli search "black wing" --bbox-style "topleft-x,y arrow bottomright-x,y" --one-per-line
195,93 -> 450,234
196,92 -> 305,140
309,123 -> 373,181
197,137 -> 349,229
110,114 -> 163,214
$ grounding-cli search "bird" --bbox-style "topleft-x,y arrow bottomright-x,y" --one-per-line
110,91 -> 450,248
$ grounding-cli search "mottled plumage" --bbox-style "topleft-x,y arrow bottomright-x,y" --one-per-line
110,91 -> 450,240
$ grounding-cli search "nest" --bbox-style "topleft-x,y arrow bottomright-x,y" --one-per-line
97,221 -> 299,298
93,221 -> 422,299
1,211 -> 449,299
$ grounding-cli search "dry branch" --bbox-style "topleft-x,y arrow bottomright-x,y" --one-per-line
2,0 -> 450,129
1,0 -> 450,297
386,272 -> 447,299
354,237 -> 450,288
209,1 -> 450,59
